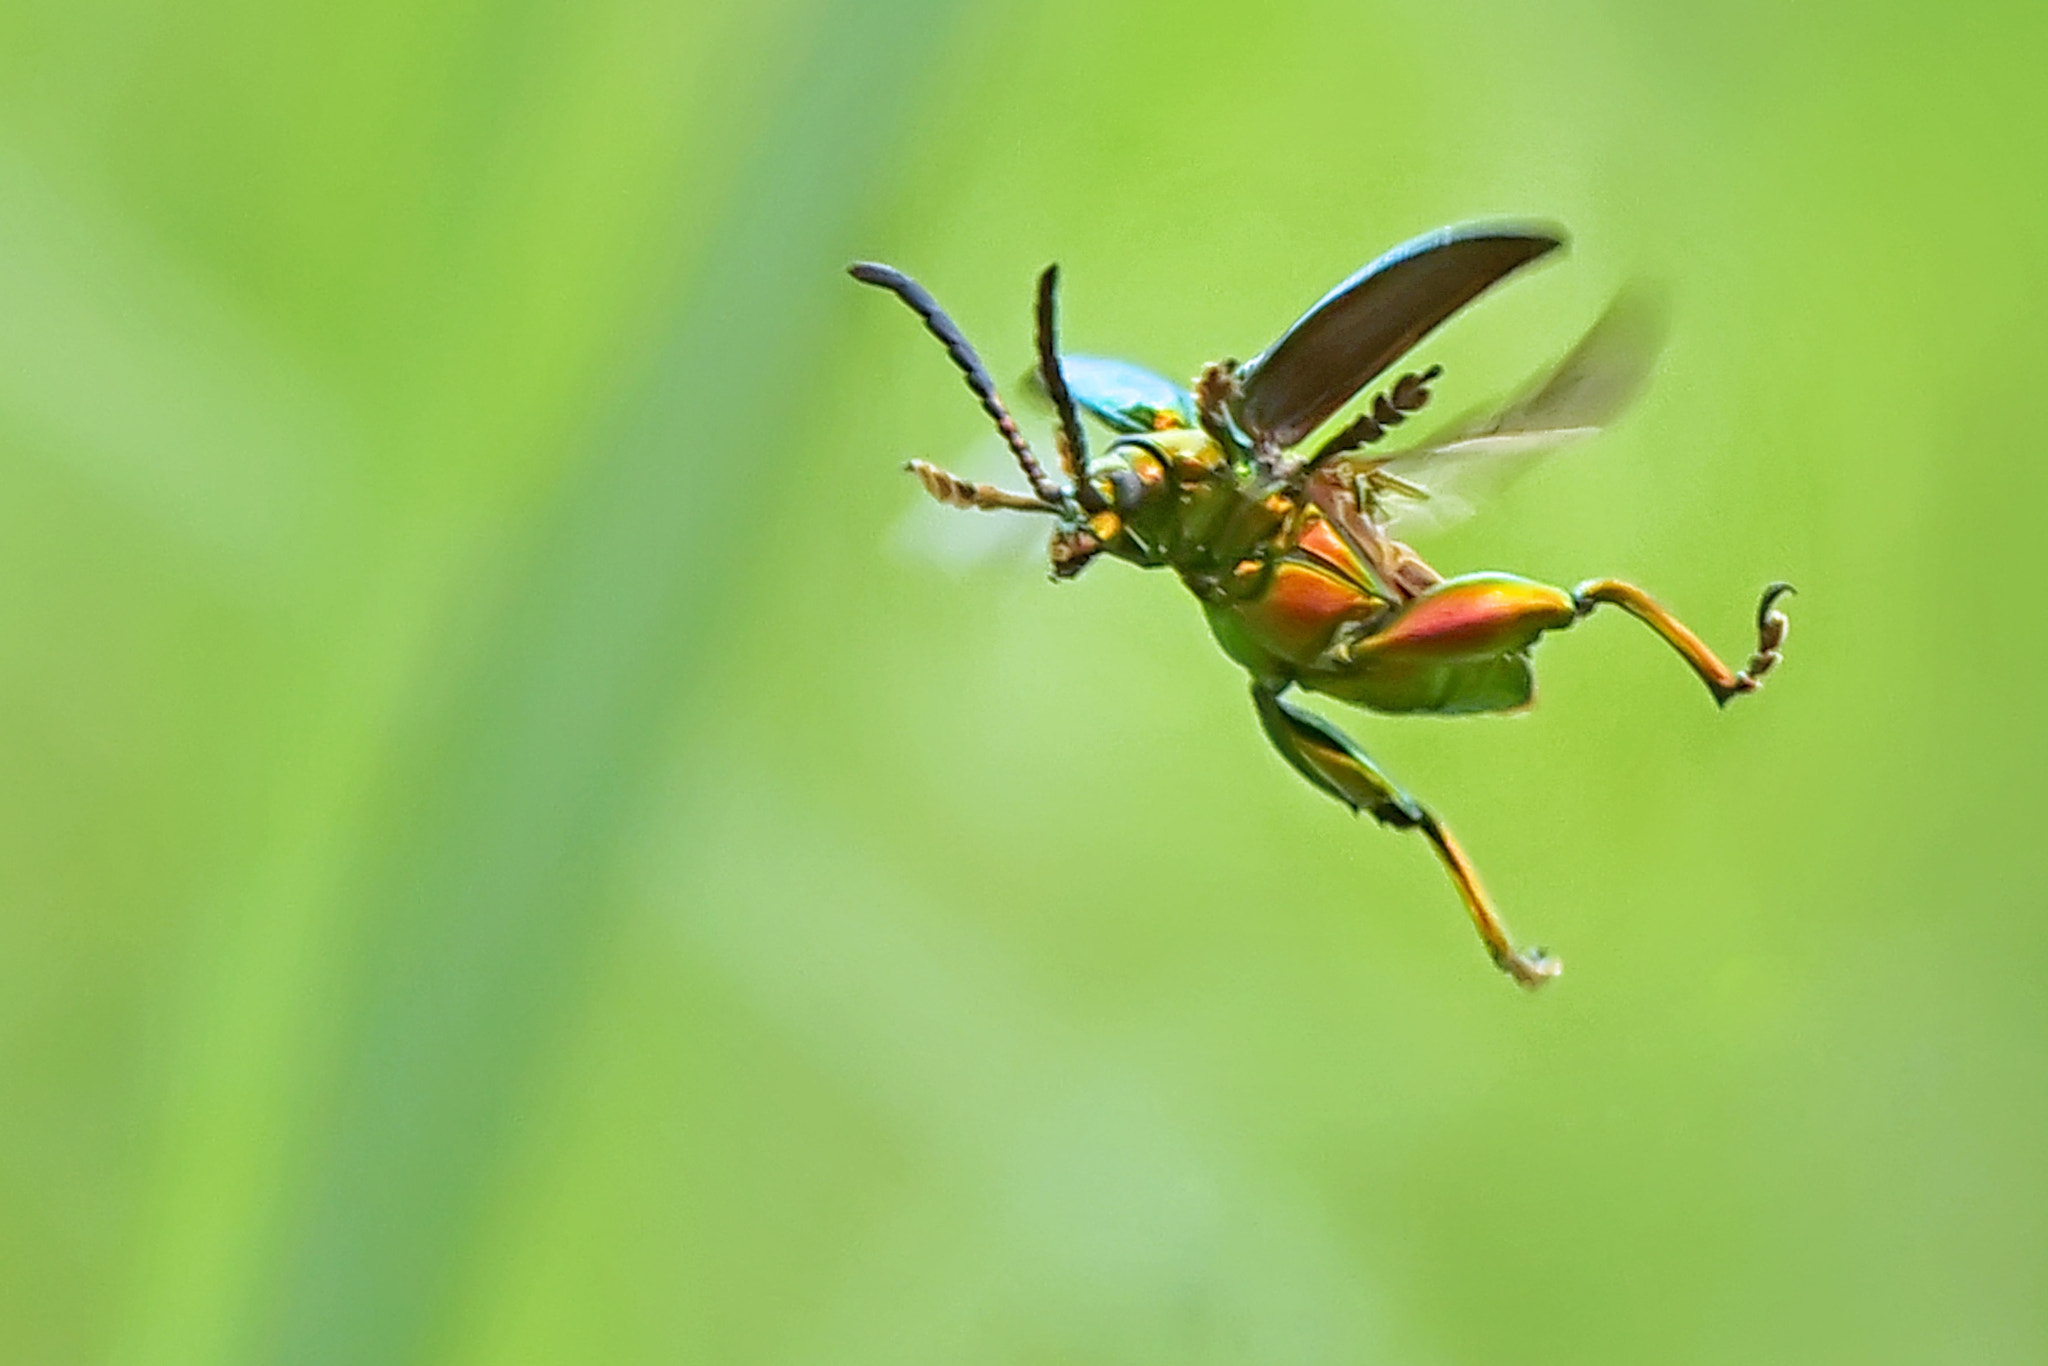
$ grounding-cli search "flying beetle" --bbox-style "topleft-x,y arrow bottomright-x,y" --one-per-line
848,224 -> 1792,987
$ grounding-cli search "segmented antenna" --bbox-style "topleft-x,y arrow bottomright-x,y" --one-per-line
1302,365 -> 1444,472
1034,265 -> 1107,513
849,262 -> 1067,508
903,459 -> 1057,513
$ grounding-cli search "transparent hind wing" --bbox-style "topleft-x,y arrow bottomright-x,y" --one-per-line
1367,287 -> 1669,530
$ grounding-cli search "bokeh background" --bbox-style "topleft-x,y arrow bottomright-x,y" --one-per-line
4,0 -> 2045,1362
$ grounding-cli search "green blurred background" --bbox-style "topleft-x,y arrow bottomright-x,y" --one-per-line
3,0 -> 2045,1361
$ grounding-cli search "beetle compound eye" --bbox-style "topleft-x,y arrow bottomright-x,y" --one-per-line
1106,468 -> 1148,514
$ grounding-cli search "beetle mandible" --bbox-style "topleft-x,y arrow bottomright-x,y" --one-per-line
849,224 -> 1792,987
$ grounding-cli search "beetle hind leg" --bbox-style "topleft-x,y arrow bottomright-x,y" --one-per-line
1252,685 -> 1561,988
1571,579 -> 1795,706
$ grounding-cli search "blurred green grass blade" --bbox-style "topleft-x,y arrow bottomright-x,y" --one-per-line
218,3 -> 966,1362
10,0 -> 2048,1361
0,146 -> 344,579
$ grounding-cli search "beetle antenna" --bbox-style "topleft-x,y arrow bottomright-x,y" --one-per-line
849,262 -> 1068,508
1034,265 -> 1108,513
903,459 -> 1060,514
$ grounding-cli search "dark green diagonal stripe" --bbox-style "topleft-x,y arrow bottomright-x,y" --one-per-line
249,3 -> 962,1361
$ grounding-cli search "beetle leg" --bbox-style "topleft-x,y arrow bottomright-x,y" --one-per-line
1194,360 -> 1251,465
1572,579 -> 1795,706
1251,685 -> 1561,988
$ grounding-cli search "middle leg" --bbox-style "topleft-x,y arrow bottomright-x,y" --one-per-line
1252,684 -> 1561,988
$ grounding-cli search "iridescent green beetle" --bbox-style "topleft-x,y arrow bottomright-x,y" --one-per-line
849,225 -> 1792,987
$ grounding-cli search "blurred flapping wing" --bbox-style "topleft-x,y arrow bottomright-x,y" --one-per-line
1370,287 -> 1668,528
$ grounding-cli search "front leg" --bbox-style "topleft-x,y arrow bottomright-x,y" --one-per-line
1252,684 -> 1561,988
1572,579 -> 1794,706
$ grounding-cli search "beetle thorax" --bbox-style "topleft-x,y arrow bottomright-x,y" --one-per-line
1048,428 -> 1336,611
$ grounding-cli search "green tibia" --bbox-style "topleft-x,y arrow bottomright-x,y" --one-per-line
1250,685 -> 1560,988
1251,685 -> 1423,826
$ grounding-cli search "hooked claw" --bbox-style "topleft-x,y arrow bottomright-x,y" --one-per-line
1736,581 -> 1796,693
1756,581 -> 1796,639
